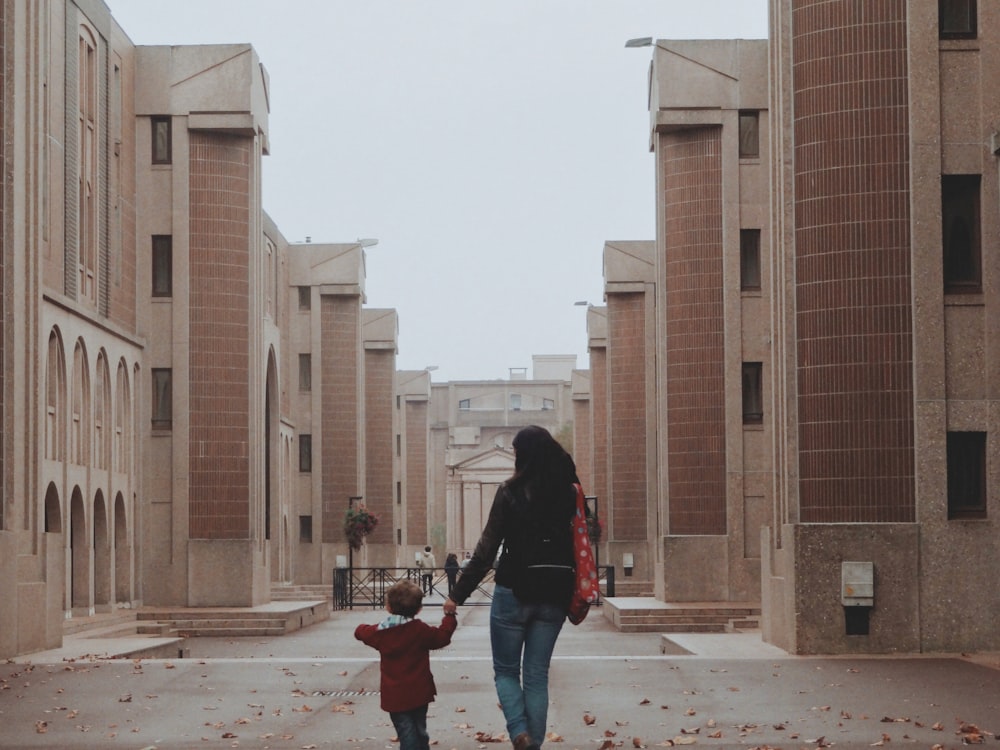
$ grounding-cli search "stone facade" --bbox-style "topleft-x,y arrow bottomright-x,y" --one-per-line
604,2 -> 1000,654
0,0 -> 400,658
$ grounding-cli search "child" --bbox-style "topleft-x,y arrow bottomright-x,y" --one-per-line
355,580 -> 457,750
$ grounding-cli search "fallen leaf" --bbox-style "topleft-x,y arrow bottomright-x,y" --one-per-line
35,720 -> 48,733
633,738 -> 645,748
707,731 -> 722,739
584,713 -> 597,725
684,708 -> 697,716
639,698 -> 650,705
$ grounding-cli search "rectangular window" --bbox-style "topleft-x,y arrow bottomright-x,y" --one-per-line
510,393 -> 522,411
152,235 -> 172,297
396,434 -> 401,457
942,174 -> 981,293
298,353 -> 312,391
299,515 -> 313,543
742,362 -> 763,425
298,286 -> 311,311
151,116 -> 171,164
299,434 -> 312,472
543,398 -> 554,410
738,111 -> 760,158
740,229 -> 761,291
151,369 -> 172,430
397,528 -> 402,545
940,0 -> 977,38
947,431 -> 986,519
396,481 -> 402,505
459,398 -> 470,410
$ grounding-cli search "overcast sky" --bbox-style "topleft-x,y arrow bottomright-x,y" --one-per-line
110,1 -> 768,382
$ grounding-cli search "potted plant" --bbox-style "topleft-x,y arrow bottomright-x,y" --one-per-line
344,504 -> 379,550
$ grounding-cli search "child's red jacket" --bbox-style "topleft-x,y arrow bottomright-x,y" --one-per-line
354,613 -> 457,712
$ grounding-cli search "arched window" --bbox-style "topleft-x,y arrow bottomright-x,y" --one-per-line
114,360 -> 131,474
95,353 -> 111,469
46,332 -> 67,461
72,342 -> 91,465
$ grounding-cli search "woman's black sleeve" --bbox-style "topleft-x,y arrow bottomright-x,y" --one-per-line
450,485 -> 509,605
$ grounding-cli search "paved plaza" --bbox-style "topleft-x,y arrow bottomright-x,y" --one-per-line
1,600 -> 998,749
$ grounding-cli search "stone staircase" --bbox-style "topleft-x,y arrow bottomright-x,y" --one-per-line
136,600 -> 329,638
603,598 -> 760,634
270,583 -> 332,602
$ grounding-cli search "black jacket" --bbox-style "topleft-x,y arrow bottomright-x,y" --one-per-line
450,482 -> 573,606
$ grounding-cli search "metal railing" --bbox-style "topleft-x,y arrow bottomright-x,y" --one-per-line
332,565 -> 615,611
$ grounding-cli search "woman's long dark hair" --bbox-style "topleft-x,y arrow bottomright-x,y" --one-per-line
508,425 -> 579,522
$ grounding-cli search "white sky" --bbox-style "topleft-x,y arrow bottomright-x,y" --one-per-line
110,1 -> 768,382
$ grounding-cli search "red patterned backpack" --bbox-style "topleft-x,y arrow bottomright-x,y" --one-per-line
567,483 -> 599,624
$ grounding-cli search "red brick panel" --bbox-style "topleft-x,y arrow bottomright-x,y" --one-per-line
364,349 -> 394,545
573,399 -> 593,494
320,296 -> 361,542
0,0 -> 6,529
662,128 -> 726,535
792,0 -> 915,523
589,347 -> 608,523
405,401 -> 428,543
608,293 -> 647,540
187,132 -> 251,539
108,56 -> 137,331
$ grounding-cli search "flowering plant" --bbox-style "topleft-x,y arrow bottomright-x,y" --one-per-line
344,504 -> 379,550
586,513 -> 604,544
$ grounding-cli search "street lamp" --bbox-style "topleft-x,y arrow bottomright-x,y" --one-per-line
625,37 -> 653,48
348,495 -> 363,577
357,238 -> 379,248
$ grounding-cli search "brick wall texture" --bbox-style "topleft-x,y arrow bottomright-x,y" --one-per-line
0,0 -> 6,529
589,347 -> 608,523
573,399 -> 593,494
364,349 -> 393,545
187,132 -> 251,539
320,295 -> 361,543
405,400 -> 428,544
662,128 -> 727,535
792,0 -> 915,522
608,293 -> 647,540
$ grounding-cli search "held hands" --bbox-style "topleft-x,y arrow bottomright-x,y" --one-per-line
443,598 -> 458,616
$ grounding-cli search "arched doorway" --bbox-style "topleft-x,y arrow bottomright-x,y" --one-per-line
114,493 -> 131,605
70,489 -> 90,614
93,492 -> 111,611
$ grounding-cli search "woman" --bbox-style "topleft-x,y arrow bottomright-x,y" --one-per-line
444,425 -> 579,750
444,553 -> 461,596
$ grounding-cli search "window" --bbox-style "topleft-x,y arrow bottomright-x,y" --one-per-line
740,229 -> 761,291
79,27 -> 99,306
459,398 -> 470,411
298,286 -> 311,311
299,434 -> 312,472
510,393 -> 522,411
151,369 -> 172,430
396,481 -> 402,505
739,111 -> 760,158
152,235 -> 172,297
299,515 -> 313,543
298,353 -> 312,391
151,116 -> 171,164
742,362 -> 763,425
947,431 -> 986,519
543,398 -> 554,410
942,174 -> 981,293
940,0 -> 977,38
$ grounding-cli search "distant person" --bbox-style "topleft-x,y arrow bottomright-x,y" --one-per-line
460,551 -> 472,570
416,545 -> 437,595
444,553 -> 460,596
444,425 -> 580,750
355,580 -> 457,750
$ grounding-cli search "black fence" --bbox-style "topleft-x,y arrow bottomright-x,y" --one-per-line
332,565 -> 615,611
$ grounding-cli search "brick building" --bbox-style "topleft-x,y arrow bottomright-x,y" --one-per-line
601,1 -> 1000,654
0,0 -> 400,658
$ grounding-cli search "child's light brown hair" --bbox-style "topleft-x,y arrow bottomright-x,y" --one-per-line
386,580 -> 423,617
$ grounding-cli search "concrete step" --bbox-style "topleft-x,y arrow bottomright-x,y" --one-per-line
170,626 -> 286,638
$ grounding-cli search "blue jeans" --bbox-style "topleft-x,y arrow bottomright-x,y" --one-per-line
490,584 -> 565,745
389,704 -> 429,750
